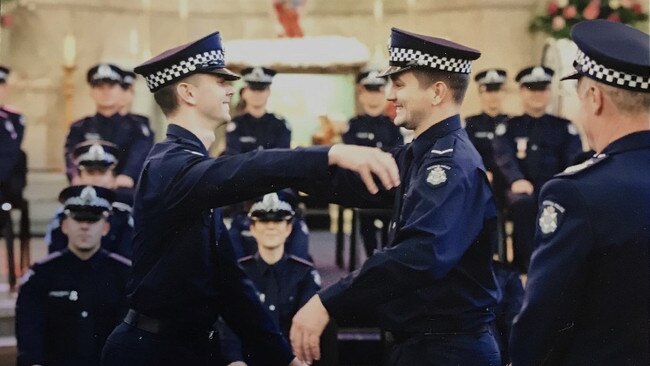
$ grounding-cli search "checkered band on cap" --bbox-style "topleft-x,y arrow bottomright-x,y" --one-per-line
575,49 -> 649,91
389,47 -> 473,74
144,50 -> 224,90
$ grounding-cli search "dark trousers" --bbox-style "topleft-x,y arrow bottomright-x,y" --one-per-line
507,193 -> 537,274
359,213 -> 389,257
387,328 -> 502,366
101,321 -> 222,366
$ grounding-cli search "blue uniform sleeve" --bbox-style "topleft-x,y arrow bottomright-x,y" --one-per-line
44,211 -> 68,253
121,121 -> 153,181
217,317 -> 246,363
509,179 -> 593,365
342,121 -> 357,145
214,220 -> 295,365
145,147 -> 330,214
319,161 -> 494,318
15,267 -> 48,366
286,218 -> 311,260
298,267 -> 321,307
493,130 -> 525,185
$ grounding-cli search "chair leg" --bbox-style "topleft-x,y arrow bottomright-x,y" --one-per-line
19,200 -> 31,273
3,213 -> 16,291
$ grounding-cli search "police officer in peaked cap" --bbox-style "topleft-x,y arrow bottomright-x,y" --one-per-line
464,68 -> 509,204
510,20 -> 650,365
65,63 -> 152,189
99,31 -> 399,366
224,66 -> 292,155
16,185 -> 131,366
343,66 -> 404,257
290,27 -> 501,365
492,65 -> 583,273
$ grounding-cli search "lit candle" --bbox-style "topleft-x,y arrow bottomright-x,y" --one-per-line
178,0 -> 189,20
63,34 -> 76,67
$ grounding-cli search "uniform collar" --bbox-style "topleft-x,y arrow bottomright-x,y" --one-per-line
166,123 -> 209,156
410,114 -> 461,160
602,130 -> 650,155
255,252 -> 288,275
95,112 -> 122,122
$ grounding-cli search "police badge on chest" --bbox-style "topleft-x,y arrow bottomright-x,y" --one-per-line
515,137 -> 529,159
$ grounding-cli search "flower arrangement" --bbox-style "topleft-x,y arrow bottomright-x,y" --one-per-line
530,0 -> 648,38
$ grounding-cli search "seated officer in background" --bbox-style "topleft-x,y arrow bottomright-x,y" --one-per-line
0,65 -> 27,231
224,66 -> 291,155
220,193 -> 336,366
16,185 -> 131,366
228,189 -> 311,260
343,67 -> 403,257
47,141 -> 134,258
492,65 -> 582,273
65,63 -> 152,188
511,20 -> 650,365
464,68 -> 509,204
291,27 -> 500,366
100,31 -> 398,366
117,69 -> 155,143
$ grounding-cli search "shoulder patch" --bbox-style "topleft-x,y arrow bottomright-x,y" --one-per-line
495,123 -> 507,136
426,164 -> 450,188
238,255 -> 255,264
289,255 -> 314,267
538,200 -> 566,237
36,251 -> 64,265
556,153 -> 608,177
108,252 -> 132,267
300,221 -> 309,235
112,201 -> 133,213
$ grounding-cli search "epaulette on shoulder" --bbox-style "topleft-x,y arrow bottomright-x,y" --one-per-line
289,255 -> 314,267
112,201 -> 133,213
429,135 -> 457,158
35,251 -> 64,265
108,252 -> 132,267
238,255 -> 255,264
556,153 -> 608,177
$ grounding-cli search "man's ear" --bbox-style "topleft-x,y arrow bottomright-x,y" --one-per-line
431,81 -> 448,106
176,81 -> 197,106
589,84 -> 605,116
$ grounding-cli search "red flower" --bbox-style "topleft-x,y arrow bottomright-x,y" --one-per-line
583,0 -> 601,20
0,15 -> 13,28
631,2 -> 643,14
547,1 -> 559,14
563,5 -> 578,19
607,12 -> 621,22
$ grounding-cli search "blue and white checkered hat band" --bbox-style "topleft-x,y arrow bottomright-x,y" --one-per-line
144,50 -> 225,90
575,49 -> 649,91
389,47 -> 473,74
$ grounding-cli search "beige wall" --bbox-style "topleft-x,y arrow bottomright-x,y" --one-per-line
1,0 -> 550,170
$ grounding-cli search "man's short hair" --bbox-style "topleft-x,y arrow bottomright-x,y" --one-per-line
153,82 -> 180,116
599,82 -> 650,116
410,67 -> 470,104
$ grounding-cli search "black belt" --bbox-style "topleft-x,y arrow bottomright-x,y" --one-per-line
124,309 -> 166,334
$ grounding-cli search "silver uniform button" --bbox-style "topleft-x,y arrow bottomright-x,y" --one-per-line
81,311 -> 88,318
269,305 -> 276,311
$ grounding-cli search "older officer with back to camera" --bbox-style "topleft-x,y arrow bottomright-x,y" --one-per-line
100,31 -> 399,366
510,20 -> 650,365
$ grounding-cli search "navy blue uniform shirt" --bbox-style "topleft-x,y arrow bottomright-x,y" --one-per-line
220,253 -> 321,364
127,124 -> 330,365
65,113 -> 153,181
316,115 -> 500,333
0,106 -> 24,183
126,112 -> 154,144
510,131 -> 650,365
224,112 -> 291,154
16,249 -> 131,366
492,113 -> 582,190
464,112 -> 508,174
342,114 -> 403,150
